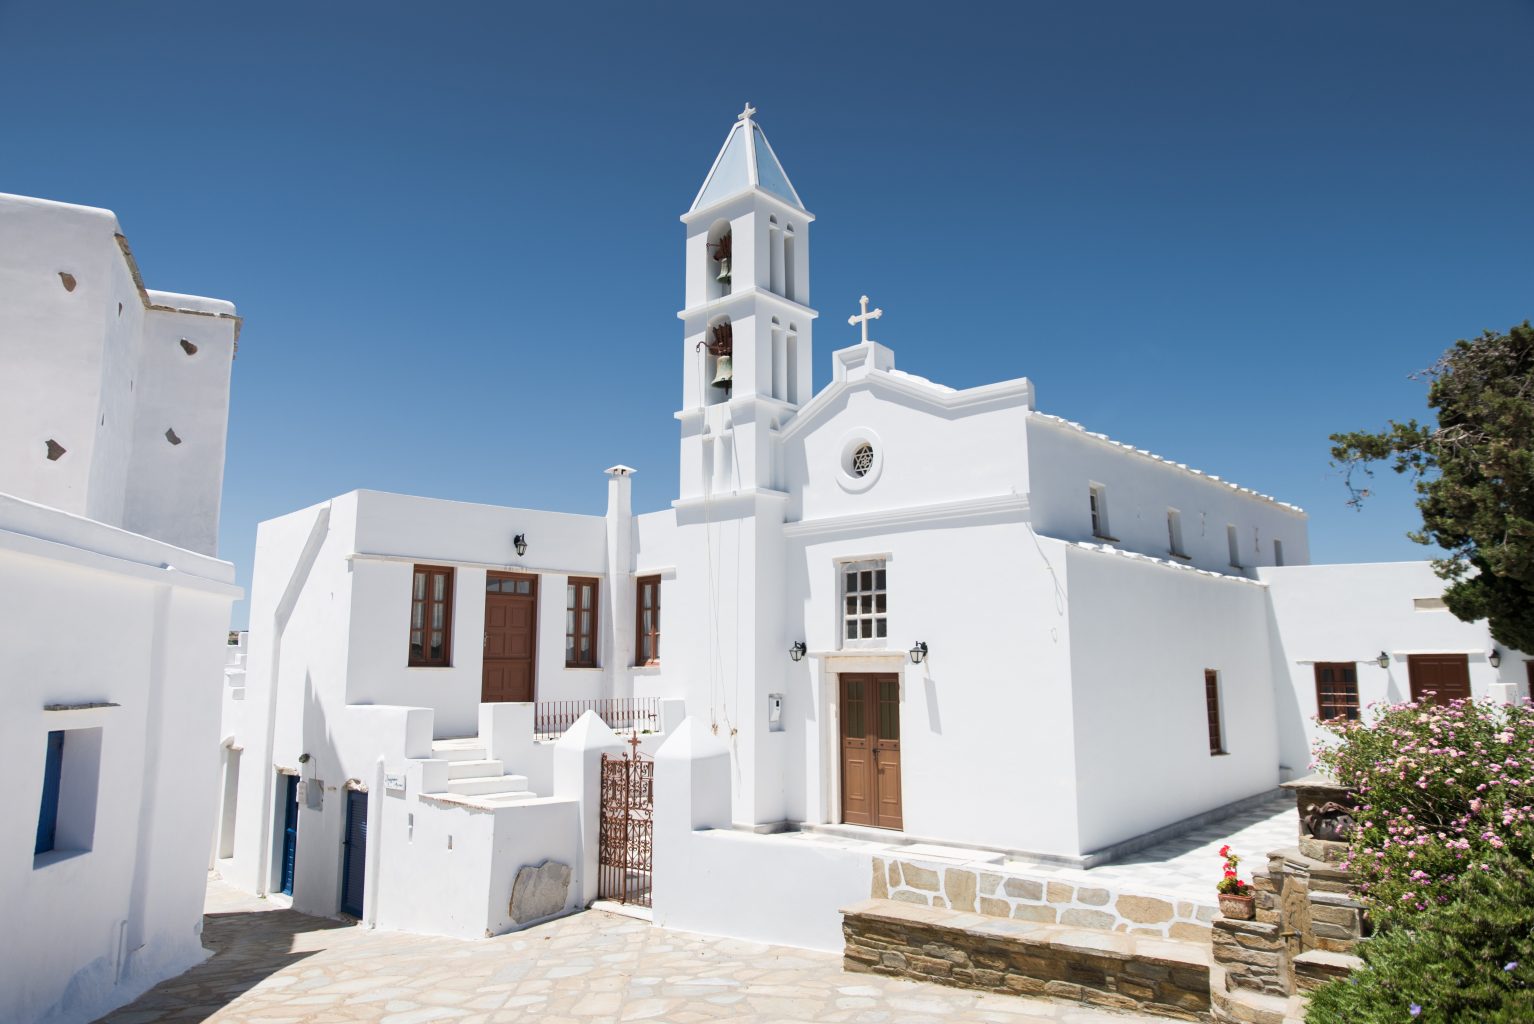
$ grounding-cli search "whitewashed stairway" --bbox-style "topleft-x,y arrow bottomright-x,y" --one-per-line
428,737 -> 537,809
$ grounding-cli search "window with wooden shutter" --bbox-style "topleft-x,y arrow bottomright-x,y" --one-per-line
408,565 -> 454,666
1314,662 -> 1360,721
566,576 -> 599,667
635,576 -> 660,666
1205,669 -> 1226,755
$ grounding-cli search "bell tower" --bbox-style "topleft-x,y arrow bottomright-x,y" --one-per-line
677,103 -> 817,501
670,106 -> 816,830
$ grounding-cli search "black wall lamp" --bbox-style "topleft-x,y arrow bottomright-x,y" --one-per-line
513,533 -> 528,557
789,641 -> 807,662
1489,648 -> 1502,669
1376,651 -> 1390,669
909,641 -> 928,665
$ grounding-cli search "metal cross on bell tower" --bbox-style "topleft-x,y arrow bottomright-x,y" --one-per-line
848,295 -> 883,344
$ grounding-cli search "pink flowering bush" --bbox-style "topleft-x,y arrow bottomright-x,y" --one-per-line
1312,695 -> 1534,924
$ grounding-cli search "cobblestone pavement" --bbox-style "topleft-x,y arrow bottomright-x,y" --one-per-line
97,881 -> 1172,1024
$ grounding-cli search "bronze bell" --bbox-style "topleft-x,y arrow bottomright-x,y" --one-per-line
711,355 -> 733,390
716,256 -> 731,283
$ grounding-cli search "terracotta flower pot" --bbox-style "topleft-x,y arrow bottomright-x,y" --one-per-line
1219,893 -> 1255,920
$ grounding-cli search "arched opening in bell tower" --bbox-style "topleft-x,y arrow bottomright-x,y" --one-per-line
702,314 -> 733,408
706,220 -> 733,301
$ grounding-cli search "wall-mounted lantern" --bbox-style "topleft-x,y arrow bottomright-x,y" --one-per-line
909,641 -> 929,665
513,533 -> 528,558
1489,648 -> 1502,669
789,641 -> 807,662
1376,651 -> 1390,669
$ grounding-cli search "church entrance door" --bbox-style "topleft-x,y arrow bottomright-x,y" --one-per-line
483,572 -> 537,702
840,673 -> 902,830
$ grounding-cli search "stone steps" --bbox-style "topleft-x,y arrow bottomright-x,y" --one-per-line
841,897 -> 1210,1021
1292,949 -> 1363,993
428,739 -> 533,802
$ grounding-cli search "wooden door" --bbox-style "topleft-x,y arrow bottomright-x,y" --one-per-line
1407,653 -> 1471,706
840,673 -> 902,830
483,573 -> 537,702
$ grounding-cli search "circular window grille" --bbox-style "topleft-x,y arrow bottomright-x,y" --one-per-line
850,443 -> 875,478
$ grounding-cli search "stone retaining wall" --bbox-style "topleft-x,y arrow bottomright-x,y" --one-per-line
843,898 -> 1211,1022
1208,843 -> 1366,1024
872,856 -> 1216,942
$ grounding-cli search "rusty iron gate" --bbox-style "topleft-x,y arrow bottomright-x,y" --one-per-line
598,739 -> 654,906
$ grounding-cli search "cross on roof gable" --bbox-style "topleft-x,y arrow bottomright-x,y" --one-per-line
690,104 -> 806,213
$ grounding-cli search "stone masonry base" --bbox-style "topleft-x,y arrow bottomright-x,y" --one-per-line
842,898 -> 1211,1021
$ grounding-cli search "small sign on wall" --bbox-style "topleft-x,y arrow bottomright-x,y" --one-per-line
385,773 -> 406,793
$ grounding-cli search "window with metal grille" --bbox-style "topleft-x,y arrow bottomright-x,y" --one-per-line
1313,662 -> 1360,721
408,565 -> 454,666
1205,669 -> 1226,755
841,560 -> 887,647
635,575 -> 660,666
567,576 -> 599,667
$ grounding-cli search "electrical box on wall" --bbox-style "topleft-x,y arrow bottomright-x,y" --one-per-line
768,693 -> 784,731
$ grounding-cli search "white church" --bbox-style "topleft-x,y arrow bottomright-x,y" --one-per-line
4,106 -> 1529,1021
207,105 -> 1528,943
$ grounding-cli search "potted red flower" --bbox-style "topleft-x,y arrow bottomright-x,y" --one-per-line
1216,844 -> 1255,919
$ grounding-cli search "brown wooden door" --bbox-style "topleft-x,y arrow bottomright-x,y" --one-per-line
483,573 -> 537,702
1407,653 -> 1471,706
840,673 -> 902,830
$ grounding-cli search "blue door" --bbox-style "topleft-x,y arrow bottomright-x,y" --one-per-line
340,789 -> 367,917
280,775 -> 299,896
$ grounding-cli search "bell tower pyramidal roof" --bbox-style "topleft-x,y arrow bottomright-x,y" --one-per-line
689,103 -> 806,213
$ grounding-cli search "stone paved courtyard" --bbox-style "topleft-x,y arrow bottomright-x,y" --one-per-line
786,793 -> 1298,904
98,881 -> 1174,1024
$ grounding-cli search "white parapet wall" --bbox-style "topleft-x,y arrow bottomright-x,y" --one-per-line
652,717 -> 873,952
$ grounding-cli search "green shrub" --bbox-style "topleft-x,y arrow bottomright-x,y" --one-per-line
1305,852 -> 1534,1024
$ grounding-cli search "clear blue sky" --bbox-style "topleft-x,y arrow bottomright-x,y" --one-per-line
2,1 -> 1529,628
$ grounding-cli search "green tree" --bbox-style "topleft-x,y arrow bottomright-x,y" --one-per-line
1330,321 -> 1534,652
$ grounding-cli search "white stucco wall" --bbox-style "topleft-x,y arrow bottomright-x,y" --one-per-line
1261,561 -> 1530,774
0,494 -> 239,1024
1026,413 -> 1309,574
1065,544 -> 1280,853
0,192 -> 238,556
